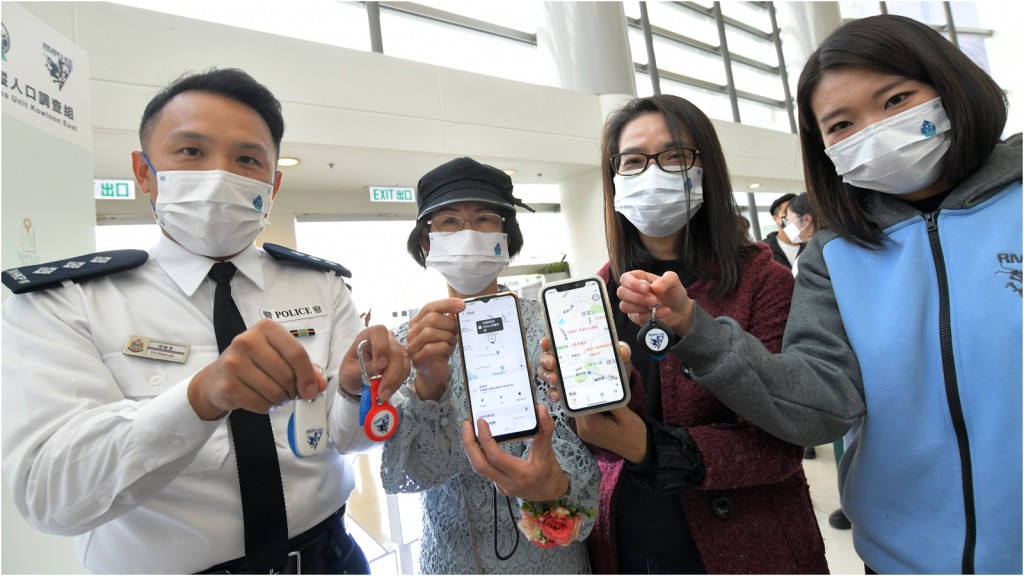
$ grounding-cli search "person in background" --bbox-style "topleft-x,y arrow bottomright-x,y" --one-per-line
615,15 -> 1021,573
764,192 -> 803,269
0,68 -> 409,574
782,192 -> 816,277
735,212 -> 753,241
539,94 -> 827,574
380,157 -> 599,574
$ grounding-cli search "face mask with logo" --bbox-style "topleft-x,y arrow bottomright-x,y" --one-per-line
425,230 -> 510,296
613,167 -> 704,238
824,97 -> 951,195
144,155 -> 274,258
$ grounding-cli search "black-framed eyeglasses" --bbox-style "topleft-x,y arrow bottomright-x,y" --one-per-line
427,213 -> 505,235
610,147 -> 700,176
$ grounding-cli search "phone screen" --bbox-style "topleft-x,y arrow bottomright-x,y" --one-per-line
543,277 -> 629,414
457,293 -> 539,442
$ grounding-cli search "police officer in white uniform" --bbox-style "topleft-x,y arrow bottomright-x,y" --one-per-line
1,68 -> 409,574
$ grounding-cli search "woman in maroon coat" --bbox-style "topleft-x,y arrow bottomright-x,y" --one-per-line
541,94 -> 827,573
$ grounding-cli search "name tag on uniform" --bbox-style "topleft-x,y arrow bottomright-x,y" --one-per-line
123,335 -> 190,363
260,304 -> 327,322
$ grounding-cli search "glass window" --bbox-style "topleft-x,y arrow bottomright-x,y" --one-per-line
725,29 -> 778,68
839,1 -> 884,19
627,26 -> 650,67
111,0 -> 370,51
885,2 -> 949,27
635,71 -> 655,98
413,0 -> 542,34
379,9 -> 545,85
652,36 -> 726,86
644,2 -> 719,46
719,2 -> 773,34
959,34 -> 992,74
737,99 -> 791,132
732,62 -> 785,101
659,77 -> 734,122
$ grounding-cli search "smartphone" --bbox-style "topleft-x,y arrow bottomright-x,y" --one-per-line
540,276 -> 631,416
456,292 -> 540,443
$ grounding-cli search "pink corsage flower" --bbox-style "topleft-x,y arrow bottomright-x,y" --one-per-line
519,498 -> 595,548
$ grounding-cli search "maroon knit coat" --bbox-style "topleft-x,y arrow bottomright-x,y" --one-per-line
588,244 -> 829,574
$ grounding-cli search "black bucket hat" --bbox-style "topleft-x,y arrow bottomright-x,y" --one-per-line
416,157 -> 535,219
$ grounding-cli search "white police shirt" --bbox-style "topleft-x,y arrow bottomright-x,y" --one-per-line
1,235 -> 373,574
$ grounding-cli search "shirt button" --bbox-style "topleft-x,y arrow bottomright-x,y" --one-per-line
150,374 -> 163,387
170,433 -> 185,448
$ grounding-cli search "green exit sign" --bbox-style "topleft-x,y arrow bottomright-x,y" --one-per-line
369,186 -> 415,203
94,179 -> 136,200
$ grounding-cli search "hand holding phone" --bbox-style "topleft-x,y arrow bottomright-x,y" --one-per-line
456,292 -> 540,443
541,276 -> 631,416
405,298 -> 465,401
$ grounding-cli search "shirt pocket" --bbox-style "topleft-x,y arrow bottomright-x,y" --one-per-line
103,346 -> 229,475
266,317 -> 333,370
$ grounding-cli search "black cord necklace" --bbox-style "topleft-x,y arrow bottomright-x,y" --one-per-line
492,484 -> 520,561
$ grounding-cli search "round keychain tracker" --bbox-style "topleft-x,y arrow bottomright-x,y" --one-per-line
638,302 -> 676,361
356,340 -> 399,441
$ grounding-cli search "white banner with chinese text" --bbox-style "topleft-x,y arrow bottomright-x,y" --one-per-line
1,3 -> 92,150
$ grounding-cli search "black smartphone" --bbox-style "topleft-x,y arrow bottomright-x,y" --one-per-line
456,291 -> 540,443
541,276 -> 631,416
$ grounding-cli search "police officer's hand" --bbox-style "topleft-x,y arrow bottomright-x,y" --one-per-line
338,325 -> 409,405
188,319 -> 327,420
462,404 -> 570,502
405,298 -> 465,401
618,270 -> 696,336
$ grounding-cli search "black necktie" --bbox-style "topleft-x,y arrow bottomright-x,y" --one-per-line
208,262 -> 289,572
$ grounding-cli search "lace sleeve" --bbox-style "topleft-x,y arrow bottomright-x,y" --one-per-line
520,299 -> 601,541
380,322 -> 475,494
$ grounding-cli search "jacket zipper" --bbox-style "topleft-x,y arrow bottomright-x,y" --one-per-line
924,210 -> 976,574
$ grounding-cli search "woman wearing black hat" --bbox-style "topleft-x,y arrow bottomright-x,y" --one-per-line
380,157 -> 598,574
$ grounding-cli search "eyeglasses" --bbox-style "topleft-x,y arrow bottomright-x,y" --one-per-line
779,216 -> 789,226
427,213 -> 505,234
610,147 -> 700,176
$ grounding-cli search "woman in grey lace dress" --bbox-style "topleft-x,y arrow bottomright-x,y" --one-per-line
380,157 -> 599,574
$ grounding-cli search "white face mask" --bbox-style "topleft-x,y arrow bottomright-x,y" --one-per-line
151,168 -> 274,258
825,97 -> 951,195
614,167 -> 704,238
425,230 -> 510,296
783,219 -> 807,244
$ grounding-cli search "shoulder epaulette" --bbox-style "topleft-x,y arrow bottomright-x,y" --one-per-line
2,250 -> 149,294
263,243 -> 352,278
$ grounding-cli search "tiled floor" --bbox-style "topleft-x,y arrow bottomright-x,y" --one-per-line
346,443 -> 865,574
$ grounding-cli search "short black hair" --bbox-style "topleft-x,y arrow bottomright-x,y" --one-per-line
787,193 -> 814,220
139,68 -> 284,155
769,193 -> 797,217
796,15 -> 1006,246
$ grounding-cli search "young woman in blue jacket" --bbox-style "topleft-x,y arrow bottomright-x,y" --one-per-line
595,14 -> 1021,574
